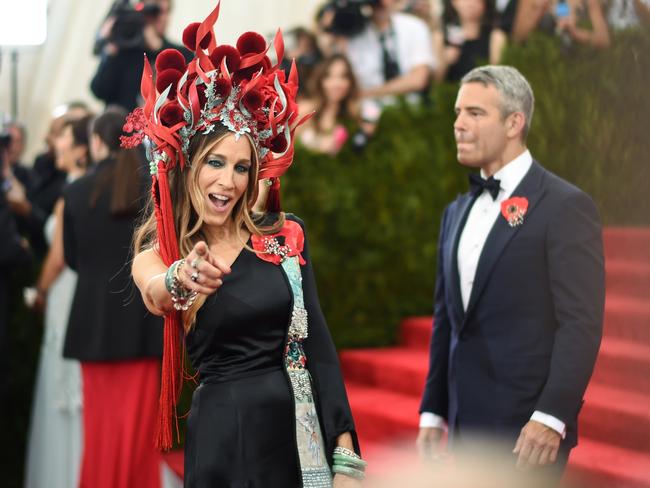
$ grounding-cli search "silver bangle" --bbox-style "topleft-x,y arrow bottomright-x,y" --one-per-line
333,447 -> 361,460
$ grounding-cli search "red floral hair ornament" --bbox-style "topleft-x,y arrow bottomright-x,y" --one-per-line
119,1 -> 311,451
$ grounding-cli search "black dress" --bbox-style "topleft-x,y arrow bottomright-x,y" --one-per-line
184,215 -> 358,488
444,25 -> 492,83
62,158 -> 162,361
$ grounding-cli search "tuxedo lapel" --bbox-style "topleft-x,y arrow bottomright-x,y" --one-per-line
444,192 -> 477,327
462,161 -> 547,324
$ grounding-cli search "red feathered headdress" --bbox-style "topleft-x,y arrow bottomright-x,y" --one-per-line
120,1 -> 310,451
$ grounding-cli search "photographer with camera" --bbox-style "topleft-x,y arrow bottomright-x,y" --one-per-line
323,0 -> 437,106
91,0 -> 191,111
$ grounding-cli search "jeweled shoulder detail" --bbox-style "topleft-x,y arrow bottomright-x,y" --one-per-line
251,219 -> 306,265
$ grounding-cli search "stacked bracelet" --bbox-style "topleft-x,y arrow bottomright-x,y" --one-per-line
165,259 -> 198,311
332,447 -> 366,480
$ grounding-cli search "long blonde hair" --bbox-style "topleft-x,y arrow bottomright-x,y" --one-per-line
133,125 -> 284,331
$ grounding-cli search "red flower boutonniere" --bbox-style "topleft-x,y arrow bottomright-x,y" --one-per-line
501,197 -> 529,227
251,220 -> 306,265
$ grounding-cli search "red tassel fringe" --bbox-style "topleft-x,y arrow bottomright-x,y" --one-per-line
152,166 -> 184,451
266,177 -> 281,213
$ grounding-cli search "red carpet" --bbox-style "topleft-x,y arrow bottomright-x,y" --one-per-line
341,227 -> 650,487
164,228 -> 650,485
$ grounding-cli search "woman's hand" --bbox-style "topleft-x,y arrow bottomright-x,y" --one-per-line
333,473 -> 363,487
6,176 -> 31,216
177,241 -> 231,296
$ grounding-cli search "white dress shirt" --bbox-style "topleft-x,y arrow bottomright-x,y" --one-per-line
345,12 -> 436,106
420,150 -> 566,438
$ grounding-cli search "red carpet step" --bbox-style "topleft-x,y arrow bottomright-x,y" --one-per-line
605,260 -> 650,300
580,383 -> 650,453
566,439 -> 650,488
603,227 -> 650,263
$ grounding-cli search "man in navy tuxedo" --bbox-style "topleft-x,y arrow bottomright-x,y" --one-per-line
416,66 -> 605,477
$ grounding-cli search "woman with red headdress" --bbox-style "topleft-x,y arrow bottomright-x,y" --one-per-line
130,3 -> 364,487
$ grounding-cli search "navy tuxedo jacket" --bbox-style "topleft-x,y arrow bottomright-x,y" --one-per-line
420,161 -> 605,448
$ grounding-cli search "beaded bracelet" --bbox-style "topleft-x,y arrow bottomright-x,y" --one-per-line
333,446 -> 361,459
164,260 -> 181,293
166,259 -> 198,311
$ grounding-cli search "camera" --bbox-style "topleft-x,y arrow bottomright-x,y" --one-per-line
108,1 -> 162,50
320,0 -> 380,38
0,116 -> 12,152
0,131 -> 11,151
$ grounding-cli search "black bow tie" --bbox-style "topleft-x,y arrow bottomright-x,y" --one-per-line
469,173 -> 501,200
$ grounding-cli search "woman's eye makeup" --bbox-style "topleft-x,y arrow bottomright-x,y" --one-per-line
206,158 -> 225,168
205,157 -> 250,173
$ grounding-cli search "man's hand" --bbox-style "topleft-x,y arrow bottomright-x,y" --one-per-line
513,420 -> 561,470
416,427 -> 444,462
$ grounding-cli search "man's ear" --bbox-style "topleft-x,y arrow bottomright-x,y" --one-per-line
506,112 -> 526,139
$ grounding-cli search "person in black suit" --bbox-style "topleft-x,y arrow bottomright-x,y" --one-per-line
416,65 -> 605,480
62,109 -> 163,488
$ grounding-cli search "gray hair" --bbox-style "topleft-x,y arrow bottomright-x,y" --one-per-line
461,65 -> 535,140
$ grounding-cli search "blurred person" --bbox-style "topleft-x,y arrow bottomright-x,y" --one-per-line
31,102 -> 90,188
282,27 -> 323,98
91,0 -> 192,110
129,6 -> 362,487
483,0 -> 520,34
417,66 -> 605,484
606,0 -> 650,29
512,0 -> 611,48
402,0 -> 449,72
298,54 -> 361,155
62,108 -> 163,488
3,122 -> 31,190
10,103 -> 92,259
339,0 -> 437,106
0,174 -> 31,422
436,0 -> 507,82
23,115 -> 92,488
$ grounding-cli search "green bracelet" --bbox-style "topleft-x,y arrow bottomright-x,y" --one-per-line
165,260 -> 181,292
332,464 -> 365,480
333,453 -> 367,469
333,459 -> 366,471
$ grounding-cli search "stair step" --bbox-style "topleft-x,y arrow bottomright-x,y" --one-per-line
399,294 -> 650,353
581,383 -> 650,453
603,295 -> 650,343
565,438 -> 650,488
341,348 -> 428,398
400,316 -> 433,349
592,337 -> 650,394
604,227 -> 650,264
345,382 -> 419,443
606,260 -> 650,300
343,335 -> 650,399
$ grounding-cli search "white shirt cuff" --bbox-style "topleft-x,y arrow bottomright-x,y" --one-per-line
531,411 -> 566,439
419,412 -> 447,429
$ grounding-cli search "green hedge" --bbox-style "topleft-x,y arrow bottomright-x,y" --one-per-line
283,30 -> 650,348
